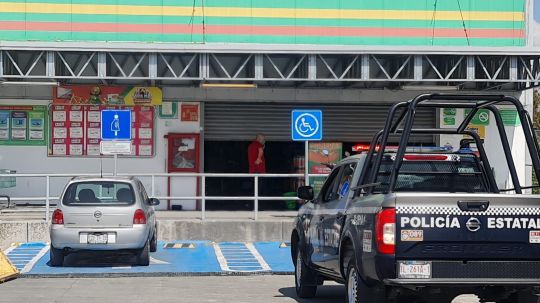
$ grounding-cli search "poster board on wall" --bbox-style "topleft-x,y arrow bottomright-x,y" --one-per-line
53,85 -> 162,106
308,142 -> 343,195
49,105 -> 155,157
0,105 -> 47,146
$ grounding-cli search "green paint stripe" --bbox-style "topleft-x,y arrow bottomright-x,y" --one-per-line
0,0 -> 525,12
0,30 -> 525,47
1,13 -> 525,30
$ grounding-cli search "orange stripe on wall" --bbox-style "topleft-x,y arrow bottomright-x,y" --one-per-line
0,21 -> 524,38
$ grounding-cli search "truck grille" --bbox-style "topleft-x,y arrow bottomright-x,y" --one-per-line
432,261 -> 540,279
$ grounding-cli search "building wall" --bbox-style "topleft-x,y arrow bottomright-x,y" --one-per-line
438,91 -> 533,191
0,0 -> 526,46
0,87 -> 200,210
0,87 -> 531,210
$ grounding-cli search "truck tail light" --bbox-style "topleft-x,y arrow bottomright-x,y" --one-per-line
376,208 -> 395,254
133,209 -> 147,224
52,209 -> 64,225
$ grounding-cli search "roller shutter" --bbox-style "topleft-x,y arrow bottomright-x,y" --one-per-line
204,103 -> 435,142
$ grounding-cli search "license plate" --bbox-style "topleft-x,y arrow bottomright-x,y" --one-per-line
87,233 -> 108,244
398,261 -> 432,279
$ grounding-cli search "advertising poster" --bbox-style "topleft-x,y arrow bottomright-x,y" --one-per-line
308,142 -> 343,195
29,111 -> 45,140
181,103 -> 199,122
0,111 -> 9,140
0,106 -> 47,146
53,85 -> 162,106
49,105 -> 154,157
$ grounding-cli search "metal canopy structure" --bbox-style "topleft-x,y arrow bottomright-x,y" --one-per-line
1,48 -> 540,91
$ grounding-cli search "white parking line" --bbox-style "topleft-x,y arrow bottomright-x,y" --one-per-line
21,245 -> 49,274
213,242 -> 271,273
245,243 -> 270,271
213,243 -> 230,271
3,246 -> 16,255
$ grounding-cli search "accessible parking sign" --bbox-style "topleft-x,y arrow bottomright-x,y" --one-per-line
291,110 -> 322,141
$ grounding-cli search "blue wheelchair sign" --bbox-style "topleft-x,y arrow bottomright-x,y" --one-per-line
291,110 -> 322,141
101,110 -> 132,141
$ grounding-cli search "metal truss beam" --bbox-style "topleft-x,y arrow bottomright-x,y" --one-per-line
1,50 -> 540,90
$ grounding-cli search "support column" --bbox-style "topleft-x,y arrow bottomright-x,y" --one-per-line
254,54 -> 263,80
308,54 -> 317,81
46,51 -> 55,78
98,52 -> 107,78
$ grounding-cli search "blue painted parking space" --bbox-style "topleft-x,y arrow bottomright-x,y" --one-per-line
215,242 -> 270,272
3,241 -> 294,277
4,242 -> 48,273
254,242 -> 294,273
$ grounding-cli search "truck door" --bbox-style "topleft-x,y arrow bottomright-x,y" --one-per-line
309,166 -> 342,269
322,162 -> 357,274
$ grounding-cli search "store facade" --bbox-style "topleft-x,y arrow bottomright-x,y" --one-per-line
0,0 -> 538,210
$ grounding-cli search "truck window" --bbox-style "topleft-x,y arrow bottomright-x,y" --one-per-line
319,168 -> 342,203
370,154 -> 488,193
337,163 -> 356,198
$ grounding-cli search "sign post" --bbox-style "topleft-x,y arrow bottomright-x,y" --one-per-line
291,110 -> 323,187
101,110 -> 132,175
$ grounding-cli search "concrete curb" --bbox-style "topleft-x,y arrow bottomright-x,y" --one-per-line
20,271 -> 294,279
1,219 -> 295,250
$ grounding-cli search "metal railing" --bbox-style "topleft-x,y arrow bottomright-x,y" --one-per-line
0,172 -> 328,221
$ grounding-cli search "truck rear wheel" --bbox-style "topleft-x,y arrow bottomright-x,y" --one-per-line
294,248 -> 317,298
346,259 -> 385,303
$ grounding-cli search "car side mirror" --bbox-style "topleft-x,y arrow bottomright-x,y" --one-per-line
297,186 -> 314,201
149,198 -> 160,206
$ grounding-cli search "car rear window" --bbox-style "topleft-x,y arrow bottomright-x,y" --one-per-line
63,181 -> 136,206
372,154 -> 489,193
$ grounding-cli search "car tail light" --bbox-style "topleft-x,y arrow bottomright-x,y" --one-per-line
52,209 -> 64,225
133,209 -> 146,224
376,208 -> 395,254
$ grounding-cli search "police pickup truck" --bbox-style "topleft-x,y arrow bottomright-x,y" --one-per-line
291,94 -> 540,303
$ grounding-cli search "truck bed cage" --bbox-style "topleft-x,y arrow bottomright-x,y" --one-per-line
358,94 -> 540,195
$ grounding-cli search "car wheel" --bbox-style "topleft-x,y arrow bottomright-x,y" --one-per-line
136,240 -> 150,266
149,227 -> 158,253
49,246 -> 64,267
346,258 -> 385,303
294,247 -> 317,298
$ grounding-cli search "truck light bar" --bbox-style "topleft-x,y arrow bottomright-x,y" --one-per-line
403,154 -> 451,161
353,144 -> 452,153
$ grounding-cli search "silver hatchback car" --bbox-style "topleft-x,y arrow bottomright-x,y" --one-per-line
50,176 -> 159,266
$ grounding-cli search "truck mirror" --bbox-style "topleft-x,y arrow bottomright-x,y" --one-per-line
297,186 -> 314,201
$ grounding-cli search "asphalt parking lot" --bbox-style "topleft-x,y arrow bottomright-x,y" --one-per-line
0,241 -> 485,302
0,276 -> 479,303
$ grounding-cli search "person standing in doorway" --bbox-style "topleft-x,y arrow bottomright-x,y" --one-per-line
247,134 -> 267,210
248,134 -> 266,173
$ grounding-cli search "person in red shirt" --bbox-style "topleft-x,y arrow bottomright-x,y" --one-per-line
248,134 -> 266,173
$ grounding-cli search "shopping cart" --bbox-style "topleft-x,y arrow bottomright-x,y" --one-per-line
0,169 -> 15,208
